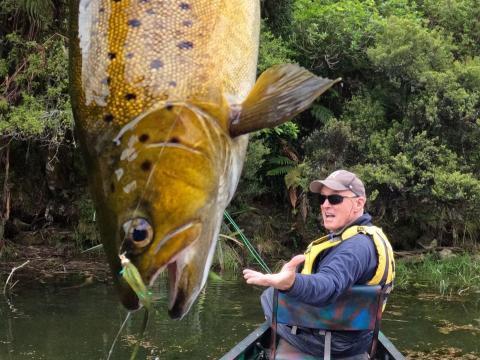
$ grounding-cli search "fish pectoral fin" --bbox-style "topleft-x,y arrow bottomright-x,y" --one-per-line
229,64 -> 341,137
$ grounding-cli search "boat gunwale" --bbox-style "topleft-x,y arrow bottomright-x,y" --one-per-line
220,322 -> 406,360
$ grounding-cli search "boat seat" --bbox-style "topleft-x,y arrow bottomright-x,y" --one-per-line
275,338 -> 319,360
274,285 -> 386,360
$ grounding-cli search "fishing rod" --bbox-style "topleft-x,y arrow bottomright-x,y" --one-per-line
223,210 -> 271,274
223,211 -> 279,359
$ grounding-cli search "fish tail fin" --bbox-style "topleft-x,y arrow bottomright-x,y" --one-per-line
230,64 -> 341,137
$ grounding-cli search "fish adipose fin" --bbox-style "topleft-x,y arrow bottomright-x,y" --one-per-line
229,64 -> 341,137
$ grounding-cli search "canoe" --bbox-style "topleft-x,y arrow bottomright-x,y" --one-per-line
220,321 -> 405,360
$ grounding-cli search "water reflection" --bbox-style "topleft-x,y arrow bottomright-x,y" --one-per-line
0,275 -> 264,359
0,276 -> 479,359
382,290 -> 480,357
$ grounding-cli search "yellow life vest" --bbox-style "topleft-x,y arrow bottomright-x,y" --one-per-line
301,225 -> 395,287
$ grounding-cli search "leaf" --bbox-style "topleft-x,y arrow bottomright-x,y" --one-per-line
289,187 -> 297,209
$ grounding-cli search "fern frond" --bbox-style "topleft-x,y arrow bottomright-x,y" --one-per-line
267,165 -> 293,176
267,156 -> 295,166
18,0 -> 54,30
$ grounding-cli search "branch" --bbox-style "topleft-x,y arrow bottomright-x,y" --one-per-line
3,260 -> 30,295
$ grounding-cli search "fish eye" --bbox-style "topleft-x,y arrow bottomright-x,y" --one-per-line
122,218 -> 153,248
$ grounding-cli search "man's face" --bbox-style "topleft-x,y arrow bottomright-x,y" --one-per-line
320,187 -> 365,232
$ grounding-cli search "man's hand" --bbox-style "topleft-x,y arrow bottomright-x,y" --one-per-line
242,254 -> 306,291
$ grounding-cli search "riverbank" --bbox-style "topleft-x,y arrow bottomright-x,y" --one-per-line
0,242 -> 111,293
1,242 -> 480,298
394,250 -> 480,296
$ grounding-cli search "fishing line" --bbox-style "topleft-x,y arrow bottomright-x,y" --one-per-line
106,309 -> 150,360
223,210 -> 271,274
128,309 -> 150,360
106,311 -> 132,360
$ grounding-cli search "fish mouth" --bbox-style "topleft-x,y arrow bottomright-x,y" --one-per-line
161,238 -> 201,319
165,244 -> 203,320
119,221 -> 204,316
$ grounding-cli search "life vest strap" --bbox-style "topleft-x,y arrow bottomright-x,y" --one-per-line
302,225 -> 395,287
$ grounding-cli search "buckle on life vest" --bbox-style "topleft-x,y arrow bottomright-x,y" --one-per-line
356,226 -> 366,234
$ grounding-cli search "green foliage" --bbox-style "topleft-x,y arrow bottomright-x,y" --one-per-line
288,2 -> 480,248
292,0 -> 382,74
375,0 -> 421,19
303,119 -> 355,171
257,121 -> 300,149
234,136 -> 271,205
258,23 -> 294,73
17,0 -> 54,30
73,195 -> 100,251
284,162 -> 309,190
261,0 -> 294,37
1,0 -> 480,254
367,16 -> 455,88
265,156 -> 310,192
213,236 -> 243,274
420,0 -> 480,57
0,32 -> 72,141
395,254 -> 480,295
266,156 -> 296,176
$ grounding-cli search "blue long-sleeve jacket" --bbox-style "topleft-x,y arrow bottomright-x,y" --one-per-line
285,213 -> 378,305
260,213 -> 379,357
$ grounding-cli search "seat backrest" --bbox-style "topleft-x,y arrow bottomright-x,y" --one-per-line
276,285 -> 383,331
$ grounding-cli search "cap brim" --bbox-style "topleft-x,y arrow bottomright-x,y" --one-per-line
309,179 -> 349,193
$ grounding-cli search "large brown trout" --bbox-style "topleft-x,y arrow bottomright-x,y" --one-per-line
69,0 -> 339,319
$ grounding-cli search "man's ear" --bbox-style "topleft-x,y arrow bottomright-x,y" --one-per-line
355,197 -> 366,212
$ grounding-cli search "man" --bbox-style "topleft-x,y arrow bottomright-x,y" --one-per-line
243,170 -> 395,359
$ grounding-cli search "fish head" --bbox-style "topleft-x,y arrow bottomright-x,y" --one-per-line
103,102 -> 233,318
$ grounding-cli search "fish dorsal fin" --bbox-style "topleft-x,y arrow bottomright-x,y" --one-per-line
229,64 -> 341,137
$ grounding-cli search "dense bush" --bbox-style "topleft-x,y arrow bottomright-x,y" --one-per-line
2,0 -> 480,252
250,0 -> 480,249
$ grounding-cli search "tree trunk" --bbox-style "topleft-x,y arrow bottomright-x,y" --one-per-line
0,139 -> 11,249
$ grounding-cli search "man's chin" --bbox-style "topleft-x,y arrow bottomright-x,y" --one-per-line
323,222 -> 338,232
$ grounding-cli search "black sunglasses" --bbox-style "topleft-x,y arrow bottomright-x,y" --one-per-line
319,194 -> 359,205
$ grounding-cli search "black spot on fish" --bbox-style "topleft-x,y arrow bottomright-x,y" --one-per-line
179,2 -> 190,10
104,114 -> 114,122
141,160 -> 152,172
146,8 -> 155,15
101,77 -> 111,85
125,93 -> 137,100
150,59 -> 163,69
166,103 -> 174,111
182,20 -> 193,27
110,183 -> 115,193
139,0 -> 149,2
126,52 -> 134,59
113,0 -> 121,3
168,81 -> 177,87
139,134 -> 149,143
99,7 -> 105,12
177,41 -> 193,50
108,52 -> 116,60
170,137 -> 180,144
128,19 -> 141,27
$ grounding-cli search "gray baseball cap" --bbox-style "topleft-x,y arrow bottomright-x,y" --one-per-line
309,170 -> 366,197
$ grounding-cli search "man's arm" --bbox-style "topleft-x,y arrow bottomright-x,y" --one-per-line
243,254 -> 305,290
286,234 -> 377,306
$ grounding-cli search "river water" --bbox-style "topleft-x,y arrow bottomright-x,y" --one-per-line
0,275 -> 479,359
